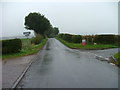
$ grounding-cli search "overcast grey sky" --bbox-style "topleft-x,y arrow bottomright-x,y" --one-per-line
1,0 -> 119,37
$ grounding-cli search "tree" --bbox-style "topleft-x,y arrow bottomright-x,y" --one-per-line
24,12 -> 51,36
53,27 -> 59,35
44,26 -> 60,38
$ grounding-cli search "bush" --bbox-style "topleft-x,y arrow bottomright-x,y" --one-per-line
72,35 -> 82,43
31,34 -> 43,44
94,34 -> 115,44
2,39 -> 22,54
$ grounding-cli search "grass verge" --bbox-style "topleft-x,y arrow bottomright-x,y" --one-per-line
114,52 -> 120,64
56,37 -> 118,50
2,38 -> 47,60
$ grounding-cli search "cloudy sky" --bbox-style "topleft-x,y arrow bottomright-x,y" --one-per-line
0,0 -> 119,37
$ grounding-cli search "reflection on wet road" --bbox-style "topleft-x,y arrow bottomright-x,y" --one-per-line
18,38 -> 118,88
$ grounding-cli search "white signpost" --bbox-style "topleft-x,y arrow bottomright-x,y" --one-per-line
23,32 -> 31,39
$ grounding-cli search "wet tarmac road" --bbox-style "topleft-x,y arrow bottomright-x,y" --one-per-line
18,38 -> 118,88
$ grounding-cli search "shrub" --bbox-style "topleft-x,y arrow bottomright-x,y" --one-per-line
72,35 -> 82,43
2,39 -> 22,54
31,34 -> 43,44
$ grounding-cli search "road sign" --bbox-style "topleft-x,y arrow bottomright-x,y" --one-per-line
23,32 -> 31,38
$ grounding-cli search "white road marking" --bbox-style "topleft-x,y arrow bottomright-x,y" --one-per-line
109,63 -> 115,66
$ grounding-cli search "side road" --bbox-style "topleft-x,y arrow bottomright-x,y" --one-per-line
74,48 -> 119,66
80,48 -> 119,58
2,54 -> 37,88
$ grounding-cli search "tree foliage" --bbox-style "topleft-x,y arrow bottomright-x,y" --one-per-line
53,27 -> 59,35
45,26 -> 59,38
31,34 -> 43,44
24,12 -> 51,35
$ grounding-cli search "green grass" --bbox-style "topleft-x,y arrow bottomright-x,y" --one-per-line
56,37 -> 118,50
2,38 -> 47,60
114,52 -> 120,63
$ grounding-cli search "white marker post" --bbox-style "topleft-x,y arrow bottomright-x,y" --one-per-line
82,39 -> 86,46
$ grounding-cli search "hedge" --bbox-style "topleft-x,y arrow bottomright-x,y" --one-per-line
62,34 -> 72,42
58,33 -> 82,43
72,35 -> 82,43
2,39 -> 22,54
58,34 -> 119,45
82,35 -> 94,44
94,34 -> 115,44
114,35 -> 120,46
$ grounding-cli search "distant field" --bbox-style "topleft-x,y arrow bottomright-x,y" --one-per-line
56,37 -> 119,50
2,38 -> 47,60
0,36 -> 34,40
